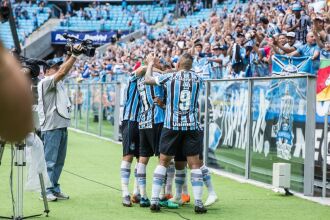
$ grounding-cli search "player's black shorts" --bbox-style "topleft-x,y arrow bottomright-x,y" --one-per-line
198,130 -> 204,160
174,130 -> 204,161
159,128 -> 201,161
122,120 -> 140,157
139,123 -> 163,157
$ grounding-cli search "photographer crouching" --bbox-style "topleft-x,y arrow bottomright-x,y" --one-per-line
37,44 -> 84,201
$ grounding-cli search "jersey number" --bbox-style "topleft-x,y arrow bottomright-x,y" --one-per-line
179,90 -> 191,111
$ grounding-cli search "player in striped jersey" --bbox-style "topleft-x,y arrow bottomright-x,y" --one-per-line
132,60 -> 167,208
120,67 -> 142,207
144,53 -> 207,214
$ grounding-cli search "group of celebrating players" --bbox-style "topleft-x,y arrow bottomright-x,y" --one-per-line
120,52 -> 218,214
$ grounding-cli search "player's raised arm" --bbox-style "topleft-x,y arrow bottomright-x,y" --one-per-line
144,53 -> 157,85
134,65 -> 147,77
133,65 -> 164,78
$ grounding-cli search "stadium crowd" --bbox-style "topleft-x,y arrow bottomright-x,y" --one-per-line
67,0 -> 330,83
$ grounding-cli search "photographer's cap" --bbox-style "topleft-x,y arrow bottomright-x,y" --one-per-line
286,32 -> 296,38
46,59 -> 63,69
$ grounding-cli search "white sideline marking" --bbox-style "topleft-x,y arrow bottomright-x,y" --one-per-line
210,168 -> 330,206
68,128 -> 121,145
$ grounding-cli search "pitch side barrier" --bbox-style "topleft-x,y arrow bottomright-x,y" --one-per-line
202,75 -> 320,196
64,82 -> 122,141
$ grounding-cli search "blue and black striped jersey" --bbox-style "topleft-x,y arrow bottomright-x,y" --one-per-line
136,72 -> 165,129
155,70 -> 203,131
123,75 -> 140,122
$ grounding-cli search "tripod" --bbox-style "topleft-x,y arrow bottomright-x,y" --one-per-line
0,140 -> 50,220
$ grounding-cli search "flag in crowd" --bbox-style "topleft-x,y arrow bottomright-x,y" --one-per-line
316,59 -> 330,101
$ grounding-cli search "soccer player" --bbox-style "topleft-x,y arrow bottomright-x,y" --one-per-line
144,53 -> 207,214
170,130 -> 218,207
120,67 -> 142,207
133,60 -> 165,208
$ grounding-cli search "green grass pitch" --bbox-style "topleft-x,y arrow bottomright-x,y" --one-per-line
0,131 -> 329,220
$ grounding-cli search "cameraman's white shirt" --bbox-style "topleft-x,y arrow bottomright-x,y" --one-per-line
37,75 -> 71,132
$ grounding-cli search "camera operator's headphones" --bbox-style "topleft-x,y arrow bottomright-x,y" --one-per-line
21,58 -> 49,78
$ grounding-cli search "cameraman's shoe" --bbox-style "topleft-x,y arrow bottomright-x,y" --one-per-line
53,192 -> 69,200
40,193 -> 57,202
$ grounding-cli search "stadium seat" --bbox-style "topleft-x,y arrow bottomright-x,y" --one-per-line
0,3 -> 51,49
58,4 -> 175,32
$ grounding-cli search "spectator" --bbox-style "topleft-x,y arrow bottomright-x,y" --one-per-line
289,32 -> 320,73
208,44 -> 222,79
92,85 -> 101,122
66,1 -> 73,15
212,0 -> 218,11
273,32 -> 302,54
73,86 -> 83,120
122,0 -> 127,11
285,3 -> 310,44
258,16 -> 281,38
271,34 -> 288,55
32,12 -> 38,29
22,9 -> 29,19
320,41 -> 330,59
218,45 -> 230,78
313,16 -> 328,48
76,7 -> 83,18
38,1 -> 45,13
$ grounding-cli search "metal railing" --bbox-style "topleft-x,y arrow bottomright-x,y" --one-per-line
203,75 -> 317,196
65,75 -> 328,197
64,82 -> 122,141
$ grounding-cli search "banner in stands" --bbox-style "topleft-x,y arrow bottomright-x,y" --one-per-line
51,30 -> 129,45
272,55 -> 314,75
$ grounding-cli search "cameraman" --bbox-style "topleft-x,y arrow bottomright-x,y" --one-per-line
0,42 -> 33,142
37,44 -> 83,201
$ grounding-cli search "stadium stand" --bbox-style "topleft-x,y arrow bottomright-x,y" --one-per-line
0,1 -> 51,48
57,4 -> 175,32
